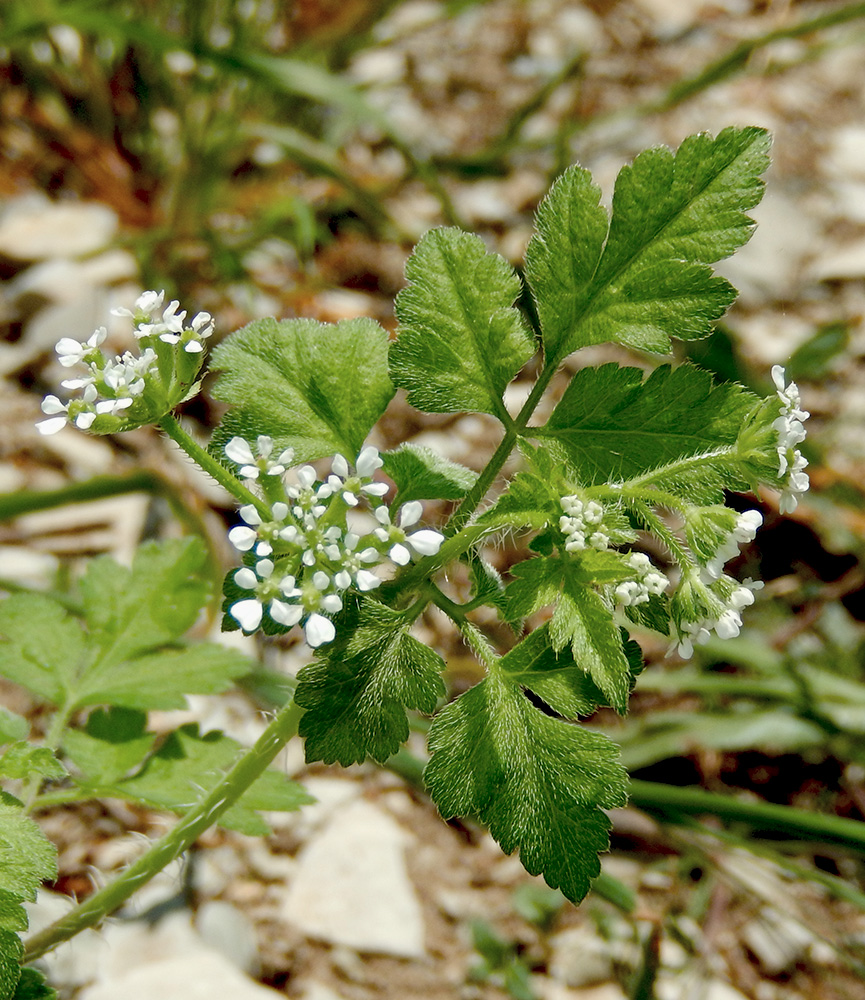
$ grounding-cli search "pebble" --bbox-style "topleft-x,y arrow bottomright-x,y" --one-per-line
0,195 -> 118,261
548,925 -> 615,987
78,951 -> 283,1000
281,798 -> 426,958
196,900 -> 260,975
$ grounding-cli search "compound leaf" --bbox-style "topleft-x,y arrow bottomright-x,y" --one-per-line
390,228 -> 535,416
425,673 -> 626,903
296,598 -> 446,765
210,316 -> 394,463
0,793 -> 57,904
525,127 -> 770,361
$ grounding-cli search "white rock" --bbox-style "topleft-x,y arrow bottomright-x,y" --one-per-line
78,951 -> 283,1000
25,890 -> 110,989
282,799 -> 426,958
196,900 -> 259,975
9,250 -> 137,304
0,195 -> 118,260
823,125 -> 865,178
296,981 -> 352,1000
536,981 -> 627,1000
811,238 -> 865,281
548,925 -> 614,987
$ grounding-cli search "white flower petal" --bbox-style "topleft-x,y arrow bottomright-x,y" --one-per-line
36,416 -> 68,435
41,395 -> 67,415
269,600 -> 303,627
225,437 -> 256,465
331,453 -> 349,478
234,567 -> 258,589
238,504 -> 262,526
389,543 -> 411,565
305,614 -> 335,647
230,599 -> 263,632
228,526 -> 258,551
406,529 -> 444,556
356,445 -> 383,478
398,501 -> 423,528
356,570 -> 381,591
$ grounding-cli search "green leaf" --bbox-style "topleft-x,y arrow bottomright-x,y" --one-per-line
12,967 -> 57,1000
390,228 -> 535,416
477,470 -> 560,531
541,363 -> 758,491
73,643 -> 252,711
106,725 -> 312,835
209,317 -> 394,463
1,927 -> 23,1000
79,538 -> 211,667
382,443 -> 478,508
296,599 -> 446,765
525,127 -> 770,360
505,558 -> 563,620
0,594 -> 88,706
501,624 -> 607,718
550,568 -> 632,713
0,711 -> 27,746
0,745 -> 65,783
0,793 -> 57,902
62,708 -> 155,786
425,673 -> 627,903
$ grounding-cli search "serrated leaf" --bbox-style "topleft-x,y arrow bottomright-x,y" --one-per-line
501,624 -> 606,717
505,558 -> 564,620
425,673 -> 627,903
105,725 -> 312,835
0,892 -> 27,935
525,127 -> 770,360
0,745 -> 65,783
478,471 -> 560,530
62,708 -> 155,786
12,967 -> 57,1000
1,927 -> 23,1000
551,568 -> 631,713
0,595 -> 88,706
73,643 -> 252,711
0,793 -> 57,903
541,363 -> 757,491
390,228 -> 535,416
296,599 -> 446,765
466,555 -> 509,617
79,538 -> 210,667
382,443 -> 478,508
210,316 -> 394,463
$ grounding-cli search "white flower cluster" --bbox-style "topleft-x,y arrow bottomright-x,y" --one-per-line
224,442 -> 444,647
700,509 -> 763,582
560,496 -> 610,551
771,365 -> 809,514
112,290 -> 214,354
669,578 -> 763,658
36,290 -> 212,436
614,552 -> 669,607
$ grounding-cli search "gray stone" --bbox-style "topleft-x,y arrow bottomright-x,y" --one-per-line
79,951 -> 283,1000
0,195 -> 118,261
282,798 -> 426,958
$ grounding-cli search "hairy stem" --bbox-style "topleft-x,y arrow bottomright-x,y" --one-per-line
158,414 -> 268,517
22,698 -> 303,962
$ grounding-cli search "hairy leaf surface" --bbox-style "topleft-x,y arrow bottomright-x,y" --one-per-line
425,674 -> 627,903
541,363 -> 757,490
525,127 -> 770,360
383,443 -> 478,508
390,228 -> 535,415
297,599 -> 445,765
210,316 -> 394,462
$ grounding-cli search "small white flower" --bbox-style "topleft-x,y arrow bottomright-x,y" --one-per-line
771,366 -> 810,513
374,504 -> 444,564
36,395 -> 71,435
55,327 -> 108,367
225,436 -> 294,479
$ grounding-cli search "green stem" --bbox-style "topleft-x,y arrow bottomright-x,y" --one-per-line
158,414 -> 267,517
0,471 -> 161,521
628,779 -> 865,852
22,697 -> 303,963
